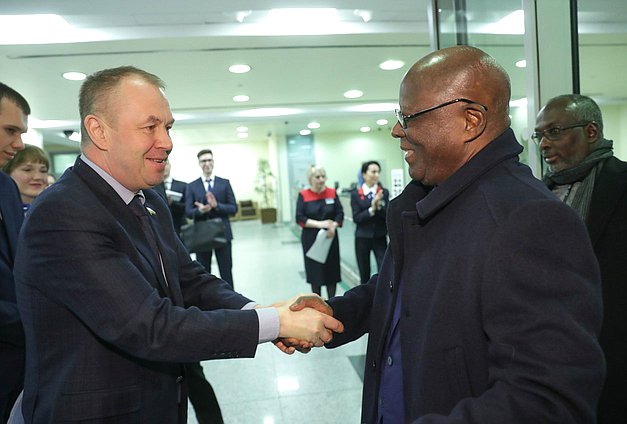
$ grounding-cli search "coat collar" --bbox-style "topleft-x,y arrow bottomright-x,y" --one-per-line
415,128 -> 522,221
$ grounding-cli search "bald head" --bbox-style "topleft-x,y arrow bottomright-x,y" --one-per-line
401,46 -> 511,136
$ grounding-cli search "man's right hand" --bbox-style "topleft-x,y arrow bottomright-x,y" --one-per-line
276,303 -> 343,347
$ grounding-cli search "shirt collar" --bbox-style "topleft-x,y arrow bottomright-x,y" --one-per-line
80,154 -> 141,205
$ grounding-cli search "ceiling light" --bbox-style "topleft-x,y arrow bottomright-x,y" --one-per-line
235,10 -> 252,23
307,122 -> 320,129
344,90 -> 363,99
229,64 -> 251,74
63,130 -> 81,142
379,60 -> 404,71
360,126 -> 371,133
237,132 -> 249,139
263,417 -> 275,424
236,126 -> 248,132
0,14 -> 76,44
233,95 -> 250,102
353,9 -> 372,23
300,129 -> 312,136
376,119 -> 388,126
515,60 -> 527,68
62,71 -> 86,81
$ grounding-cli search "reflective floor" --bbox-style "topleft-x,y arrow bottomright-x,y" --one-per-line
188,219 -> 367,424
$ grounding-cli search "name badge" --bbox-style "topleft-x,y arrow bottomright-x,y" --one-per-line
325,198 -> 335,205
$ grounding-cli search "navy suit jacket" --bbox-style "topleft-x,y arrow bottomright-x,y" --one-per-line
0,172 -> 24,346
185,176 -> 237,241
0,172 -> 25,416
14,157 -> 259,423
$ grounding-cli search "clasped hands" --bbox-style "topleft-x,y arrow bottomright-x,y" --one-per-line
195,192 -> 218,213
271,294 -> 343,355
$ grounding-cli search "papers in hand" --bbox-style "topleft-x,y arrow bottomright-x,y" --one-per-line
166,189 -> 183,202
306,229 -> 333,264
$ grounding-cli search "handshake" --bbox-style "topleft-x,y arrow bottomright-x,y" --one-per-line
269,294 -> 344,354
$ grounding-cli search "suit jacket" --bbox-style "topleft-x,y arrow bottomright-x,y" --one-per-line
586,156 -> 627,422
155,179 -> 188,234
14,157 -> 259,423
0,172 -> 25,412
350,185 -> 389,239
185,176 -> 237,241
327,129 -> 605,423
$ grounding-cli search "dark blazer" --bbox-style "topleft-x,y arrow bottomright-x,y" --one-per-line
586,156 -> 627,423
350,185 -> 389,239
14,157 -> 259,423
327,129 -> 605,423
156,179 -> 188,234
0,172 -> 25,419
185,176 -> 237,240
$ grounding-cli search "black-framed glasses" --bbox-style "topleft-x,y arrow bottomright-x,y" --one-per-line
531,122 -> 591,144
395,98 -> 488,129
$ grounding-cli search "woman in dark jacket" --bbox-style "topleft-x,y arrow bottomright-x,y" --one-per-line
350,161 -> 389,283
295,165 -> 343,298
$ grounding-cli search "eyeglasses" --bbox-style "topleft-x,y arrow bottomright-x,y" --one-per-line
395,98 -> 488,129
531,122 -> 590,144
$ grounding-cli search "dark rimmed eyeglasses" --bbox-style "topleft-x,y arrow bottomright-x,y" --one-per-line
395,98 -> 488,129
530,122 -> 591,144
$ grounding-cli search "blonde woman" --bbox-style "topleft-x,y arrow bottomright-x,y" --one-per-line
2,144 -> 50,214
295,165 -> 344,298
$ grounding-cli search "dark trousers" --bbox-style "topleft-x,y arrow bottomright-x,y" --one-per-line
186,362 -> 223,424
197,241 -> 233,288
0,345 -> 24,423
355,236 -> 387,284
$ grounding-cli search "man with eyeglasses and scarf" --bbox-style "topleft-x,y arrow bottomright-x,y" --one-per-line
535,94 -> 627,423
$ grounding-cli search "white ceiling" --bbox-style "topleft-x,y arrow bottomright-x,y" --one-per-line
0,0 -> 625,150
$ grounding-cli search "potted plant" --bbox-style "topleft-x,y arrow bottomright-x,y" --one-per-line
254,159 -> 278,224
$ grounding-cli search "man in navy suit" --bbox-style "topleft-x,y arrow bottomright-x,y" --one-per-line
0,82 -> 28,423
186,149 -> 237,287
535,94 -> 627,423
13,66 -> 343,423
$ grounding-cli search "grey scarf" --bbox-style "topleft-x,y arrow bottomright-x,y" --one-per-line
543,138 -> 614,221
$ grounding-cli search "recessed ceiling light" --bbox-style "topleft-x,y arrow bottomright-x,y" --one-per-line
300,129 -> 312,136
515,59 -> 527,68
237,132 -> 249,139
379,60 -> 404,71
236,126 -> 248,132
344,89 -> 363,99
62,71 -> 86,81
353,9 -> 372,23
233,95 -> 250,102
229,64 -> 251,74
376,119 -> 388,126
360,126 -> 371,133
307,122 -> 320,129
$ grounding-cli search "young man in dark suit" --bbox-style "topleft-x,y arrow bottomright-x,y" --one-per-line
185,149 -> 237,287
13,66 -> 343,423
0,82 -> 28,423
535,94 -> 627,423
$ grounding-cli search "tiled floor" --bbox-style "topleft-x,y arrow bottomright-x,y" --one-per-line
188,220 -> 367,424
